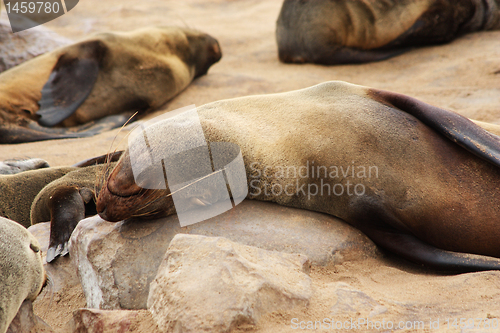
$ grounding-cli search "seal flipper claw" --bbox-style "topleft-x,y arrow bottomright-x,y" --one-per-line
46,242 -> 69,263
46,246 -> 56,263
47,186 -> 88,263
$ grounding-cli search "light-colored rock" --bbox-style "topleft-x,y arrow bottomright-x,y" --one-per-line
69,200 -> 378,310
0,13 -> 71,72
6,300 -> 53,333
28,223 -> 80,293
63,309 -> 160,333
148,234 -> 312,333
330,283 -> 387,318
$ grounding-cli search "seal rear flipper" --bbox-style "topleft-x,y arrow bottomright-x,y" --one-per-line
369,89 -> 500,169
363,228 -> 500,272
36,40 -> 107,127
0,124 -> 82,144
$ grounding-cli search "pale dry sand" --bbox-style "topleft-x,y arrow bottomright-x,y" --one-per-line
2,0 -> 500,332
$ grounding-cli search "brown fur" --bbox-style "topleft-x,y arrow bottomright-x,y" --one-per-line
30,163 -> 115,262
276,0 -> 500,64
0,26 -> 221,143
0,167 -> 76,228
0,217 -> 45,333
31,163 -> 113,225
97,81 -> 500,272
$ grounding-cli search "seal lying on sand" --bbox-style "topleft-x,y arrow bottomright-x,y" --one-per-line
0,26 -> 221,143
276,0 -> 500,64
0,217 -> 45,333
96,81 -> 500,272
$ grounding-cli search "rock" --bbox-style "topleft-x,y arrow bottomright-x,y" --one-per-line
28,223 -> 80,293
69,200 -> 378,310
63,309 -> 160,333
6,300 -> 53,333
0,13 -> 71,72
148,234 -> 312,333
330,283 -> 387,318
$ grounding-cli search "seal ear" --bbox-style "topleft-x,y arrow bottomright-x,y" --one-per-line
36,40 -> 107,127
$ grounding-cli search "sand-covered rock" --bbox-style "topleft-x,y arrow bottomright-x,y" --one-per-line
68,200 -> 376,310
148,234 -> 312,333
63,309 -> 159,333
6,300 -> 53,333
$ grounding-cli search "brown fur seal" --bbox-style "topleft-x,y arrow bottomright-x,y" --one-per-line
30,162 -> 115,262
0,151 -> 120,262
0,166 -> 76,228
0,26 -> 221,143
97,81 -> 500,272
0,217 -> 45,333
276,0 -> 500,64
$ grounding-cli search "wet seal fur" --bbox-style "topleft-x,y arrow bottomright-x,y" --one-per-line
0,26 -> 221,143
97,81 -> 500,272
0,217 -> 45,333
276,0 -> 500,64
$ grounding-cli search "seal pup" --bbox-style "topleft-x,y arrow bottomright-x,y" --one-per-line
0,26 -> 222,143
0,217 -> 45,333
276,0 -> 500,64
97,81 -> 500,272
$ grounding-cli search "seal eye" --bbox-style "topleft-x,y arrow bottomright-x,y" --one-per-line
30,242 -> 40,253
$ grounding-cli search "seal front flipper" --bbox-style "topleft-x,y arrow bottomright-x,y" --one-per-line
72,151 -> 124,167
36,40 -> 106,127
368,89 -> 500,169
46,186 -> 94,263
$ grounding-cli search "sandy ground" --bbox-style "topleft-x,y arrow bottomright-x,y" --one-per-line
1,0 -> 500,332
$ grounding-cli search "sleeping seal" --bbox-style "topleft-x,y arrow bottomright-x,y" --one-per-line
0,26 -> 221,143
276,0 -> 500,64
0,217 -> 45,333
96,81 -> 500,272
